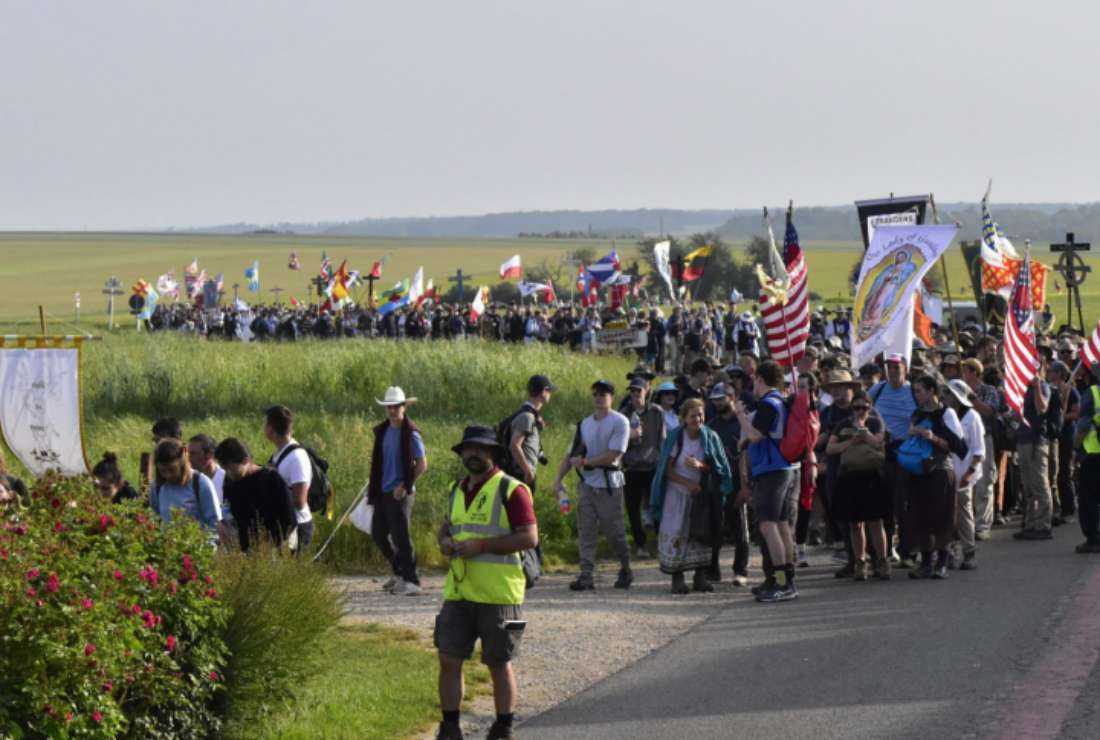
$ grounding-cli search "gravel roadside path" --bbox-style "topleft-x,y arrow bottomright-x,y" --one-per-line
338,557 -> 760,739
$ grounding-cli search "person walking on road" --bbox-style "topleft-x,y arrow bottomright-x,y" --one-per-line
945,379 -> 985,570
503,375 -> 554,491
622,376 -> 666,558
369,386 -> 428,595
435,425 -> 538,740
649,398 -> 733,593
552,379 -> 633,591
1072,368 -> 1100,554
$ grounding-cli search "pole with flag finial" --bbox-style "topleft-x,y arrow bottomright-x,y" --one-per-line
929,194 -> 961,351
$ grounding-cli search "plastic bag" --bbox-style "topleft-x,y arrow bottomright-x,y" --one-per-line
349,496 -> 374,534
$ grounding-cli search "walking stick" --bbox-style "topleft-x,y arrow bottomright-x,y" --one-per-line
312,481 -> 370,563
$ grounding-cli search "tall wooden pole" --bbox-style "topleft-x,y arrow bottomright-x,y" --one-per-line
929,194 -> 961,350
38,305 -> 46,336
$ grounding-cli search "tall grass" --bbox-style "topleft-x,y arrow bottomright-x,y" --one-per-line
78,335 -> 636,569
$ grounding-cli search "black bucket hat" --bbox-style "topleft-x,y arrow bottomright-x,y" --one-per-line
451,425 -> 504,455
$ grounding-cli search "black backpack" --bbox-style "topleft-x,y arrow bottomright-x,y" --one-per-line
273,444 -> 333,516
496,405 -> 542,477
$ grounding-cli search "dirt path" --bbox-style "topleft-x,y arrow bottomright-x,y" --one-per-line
338,560 -> 754,738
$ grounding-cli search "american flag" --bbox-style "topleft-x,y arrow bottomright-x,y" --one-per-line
1081,320 -> 1100,371
1003,247 -> 1040,422
759,213 -> 809,367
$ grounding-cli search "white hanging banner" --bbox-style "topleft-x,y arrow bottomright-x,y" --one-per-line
0,347 -> 89,476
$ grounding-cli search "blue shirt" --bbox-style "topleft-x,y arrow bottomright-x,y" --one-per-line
872,381 -> 917,441
381,426 -> 425,493
150,473 -> 221,545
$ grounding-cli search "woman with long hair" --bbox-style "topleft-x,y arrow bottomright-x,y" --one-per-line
92,452 -> 141,504
649,398 -> 733,594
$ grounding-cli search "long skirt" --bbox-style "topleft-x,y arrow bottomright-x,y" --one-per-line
657,482 -> 712,575
834,469 -> 889,523
905,467 -> 957,548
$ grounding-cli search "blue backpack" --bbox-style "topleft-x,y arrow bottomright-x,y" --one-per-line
897,418 -> 933,475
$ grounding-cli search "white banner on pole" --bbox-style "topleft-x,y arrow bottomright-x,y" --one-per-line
865,211 -> 918,246
0,348 -> 89,476
850,225 -> 958,369
653,241 -> 675,301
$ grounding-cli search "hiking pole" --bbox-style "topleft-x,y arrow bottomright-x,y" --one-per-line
312,481 -> 369,563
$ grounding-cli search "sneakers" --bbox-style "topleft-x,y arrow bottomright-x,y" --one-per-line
888,547 -> 901,564
750,577 -> 776,596
756,581 -> 798,603
613,568 -> 634,590
1075,541 -> 1100,554
853,560 -> 870,582
909,563 -> 932,579
796,545 -> 809,569
959,553 -> 977,570
834,563 -> 854,579
635,546 -> 649,559
1013,528 -> 1054,541
975,530 -> 992,542
569,573 -> 595,591
993,514 -> 1007,526
382,576 -> 399,592
931,564 -> 948,580
391,579 -> 422,596
436,721 -> 464,740
897,556 -> 917,570
731,573 -> 749,587
873,560 -> 892,580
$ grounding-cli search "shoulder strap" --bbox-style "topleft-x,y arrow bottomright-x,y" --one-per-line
871,381 -> 886,404
274,443 -> 302,467
192,474 -> 201,506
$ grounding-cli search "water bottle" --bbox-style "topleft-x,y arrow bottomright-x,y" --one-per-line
559,497 -> 571,515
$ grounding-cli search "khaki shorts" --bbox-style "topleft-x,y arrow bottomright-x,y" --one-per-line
433,600 -> 524,665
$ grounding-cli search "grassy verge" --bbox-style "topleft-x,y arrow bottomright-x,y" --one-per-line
241,624 -> 489,740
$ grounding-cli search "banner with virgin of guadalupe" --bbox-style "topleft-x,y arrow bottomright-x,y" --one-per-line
0,344 -> 90,476
850,224 -> 958,369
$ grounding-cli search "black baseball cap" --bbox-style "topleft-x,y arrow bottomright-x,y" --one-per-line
591,379 -> 615,395
527,374 -> 556,395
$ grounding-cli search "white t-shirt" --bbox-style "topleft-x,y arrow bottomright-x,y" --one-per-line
207,465 -> 231,523
273,440 -> 313,524
578,411 -> 629,489
951,408 -> 986,485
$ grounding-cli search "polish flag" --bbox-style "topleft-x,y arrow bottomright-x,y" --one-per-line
499,255 -> 522,280
470,286 -> 488,320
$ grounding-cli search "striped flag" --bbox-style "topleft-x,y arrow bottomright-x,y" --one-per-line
758,211 -> 809,367
1003,247 -> 1040,423
1080,321 -> 1100,372
499,254 -> 522,280
319,251 -> 333,281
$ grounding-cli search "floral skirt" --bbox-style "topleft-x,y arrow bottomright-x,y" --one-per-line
657,482 -> 712,574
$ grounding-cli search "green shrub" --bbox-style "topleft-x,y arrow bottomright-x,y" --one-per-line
214,545 -> 346,731
0,475 -> 228,738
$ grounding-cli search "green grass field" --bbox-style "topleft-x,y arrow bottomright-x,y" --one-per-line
3,232 -> 1098,333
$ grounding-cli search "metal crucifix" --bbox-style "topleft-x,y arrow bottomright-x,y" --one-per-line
1050,231 -> 1091,333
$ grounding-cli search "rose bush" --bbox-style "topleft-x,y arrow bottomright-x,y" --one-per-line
0,473 -> 228,738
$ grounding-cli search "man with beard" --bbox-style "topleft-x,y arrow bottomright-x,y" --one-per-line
707,382 -> 751,586
434,425 -> 538,740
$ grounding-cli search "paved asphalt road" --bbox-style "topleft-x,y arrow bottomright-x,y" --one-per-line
520,525 -> 1100,740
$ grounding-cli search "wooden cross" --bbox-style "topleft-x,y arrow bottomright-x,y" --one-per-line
102,276 -> 124,330
311,275 -> 328,300
232,283 -> 240,304
1051,232 -> 1091,333
364,273 -> 380,305
448,269 -> 467,303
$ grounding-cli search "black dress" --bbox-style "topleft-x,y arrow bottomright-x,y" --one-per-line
832,422 -> 889,523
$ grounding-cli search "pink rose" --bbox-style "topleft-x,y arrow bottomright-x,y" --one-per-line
81,598 -> 94,610
209,670 -> 219,681
113,569 -> 124,581
142,610 -> 158,629
91,710 -> 103,723
25,567 -> 40,581
165,634 -> 177,652
45,573 -> 59,593
102,680 -> 113,693
84,643 -> 96,656
25,587 -> 36,598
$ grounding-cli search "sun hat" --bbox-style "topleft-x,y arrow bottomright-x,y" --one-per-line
376,386 -> 417,406
450,425 -> 505,455
884,353 -> 906,364
821,369 -> 862,391
654,381 -> 678,397
740,311 -> 753,321
945,379 -> 973,409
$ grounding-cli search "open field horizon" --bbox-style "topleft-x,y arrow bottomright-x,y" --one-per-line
3,231 -> 1100,331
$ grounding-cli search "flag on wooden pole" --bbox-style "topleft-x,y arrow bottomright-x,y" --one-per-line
757,210 -> 809,368
1003,246 -> 1040,423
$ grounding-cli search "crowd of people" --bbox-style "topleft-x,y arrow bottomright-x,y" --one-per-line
6,296 -> 1100,740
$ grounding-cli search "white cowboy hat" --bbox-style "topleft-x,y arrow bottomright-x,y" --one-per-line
376,386 -> 417,406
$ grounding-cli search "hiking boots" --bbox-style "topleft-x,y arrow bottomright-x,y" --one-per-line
931,564 -> 948,580
873,559 -> 892,580
959,552 -> 977,570
692,569 -> 715,593
436,721 -> 464,740
486,720 -> 515,740
853,560 -> 870,582
569,573 -> 595,591
975,530 -> 992,542
1013,528 -> 1053,541
705,564 -> 722,582
613,568 -> 634,590
671,572 -> 690,595
1075,541 -> 1100,554
909,563 -> 933,579
381,576 -> 399,592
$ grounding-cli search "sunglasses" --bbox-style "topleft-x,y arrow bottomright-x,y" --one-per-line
852,405 -> 870,411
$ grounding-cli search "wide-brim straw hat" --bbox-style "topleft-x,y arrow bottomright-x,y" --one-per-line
376,386 -> 417,406
821,369 -> 861,391
945,379 -> 973,409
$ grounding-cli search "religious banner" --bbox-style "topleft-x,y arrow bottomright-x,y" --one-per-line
854,194 -> 929,249
851,224 -> 958,369
0,345 -> 89,476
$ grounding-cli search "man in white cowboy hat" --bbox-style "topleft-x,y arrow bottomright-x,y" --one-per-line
733,310 -> 760,357
369,386 -> 428,595
945,379 -> 985,570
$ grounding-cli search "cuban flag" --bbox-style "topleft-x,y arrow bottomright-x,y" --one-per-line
584,250 -> 621,285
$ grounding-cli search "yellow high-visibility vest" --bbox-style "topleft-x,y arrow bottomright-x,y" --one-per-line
443,470 -> 526,605
1082,386 -> 1100,455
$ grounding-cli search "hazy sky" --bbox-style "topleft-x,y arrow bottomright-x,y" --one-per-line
3,1 -> 1098,229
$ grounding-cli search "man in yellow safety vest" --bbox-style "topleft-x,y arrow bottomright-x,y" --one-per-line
1072,373 -> 1100,554
434,425 -> 539,740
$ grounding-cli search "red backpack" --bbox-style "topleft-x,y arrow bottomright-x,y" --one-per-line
779,389 -> 820,464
